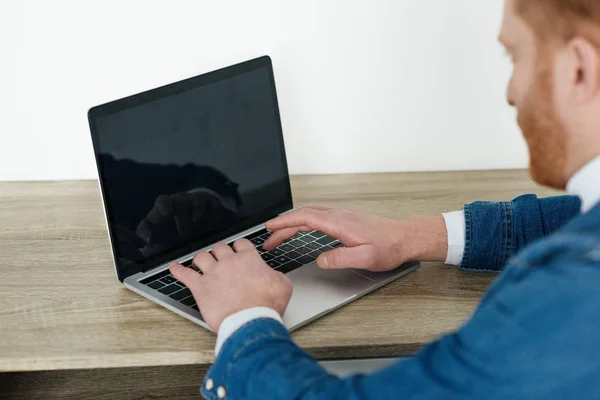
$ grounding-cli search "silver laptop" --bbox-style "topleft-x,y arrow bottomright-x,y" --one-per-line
88,56 -> 419,332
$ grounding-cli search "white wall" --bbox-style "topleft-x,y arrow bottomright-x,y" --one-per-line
0,0 -> 526,181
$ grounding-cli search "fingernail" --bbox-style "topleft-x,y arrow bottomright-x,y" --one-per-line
322,254 -> 328,267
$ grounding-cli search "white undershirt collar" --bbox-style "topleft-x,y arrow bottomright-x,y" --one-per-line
566,155 -> 600,214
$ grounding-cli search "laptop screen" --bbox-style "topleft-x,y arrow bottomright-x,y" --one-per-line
89,57 -> 292,281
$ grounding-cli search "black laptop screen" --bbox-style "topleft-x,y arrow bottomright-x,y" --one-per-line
89,58 -> 292,280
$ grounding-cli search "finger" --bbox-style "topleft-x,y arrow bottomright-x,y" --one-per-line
192,251 -> 217,274
211,242 -> 234,261
262,226 -> 311,250
316,245 -> 376,270
170,262 -> 203,287
266,208 -> 339,237
232,239 -> 255,252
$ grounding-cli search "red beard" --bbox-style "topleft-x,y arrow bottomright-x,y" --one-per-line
517,60 -> 568,189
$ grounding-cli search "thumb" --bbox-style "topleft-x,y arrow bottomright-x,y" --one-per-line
316,245 -> 376,270
169,263 -> 201,288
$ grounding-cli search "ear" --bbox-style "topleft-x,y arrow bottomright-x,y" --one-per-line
568,37 -> 600,104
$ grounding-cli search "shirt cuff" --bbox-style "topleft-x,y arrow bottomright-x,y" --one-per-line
215,307 -> 284,355
442,210 -> 466,265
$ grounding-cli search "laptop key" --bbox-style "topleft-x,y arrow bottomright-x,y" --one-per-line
267,260 -> 281,268
274,255 -> 292,264
296,246 -> 312,255
277,260 -> 303,274
278,244 -> 294,253
296,255 -> 316,265
261,253 -> 275,261
160,275 -> 177,285
305,242 -> 322,251
331,241 -> 344,248
158,284 -> 180,295
298,236 -> 314,244
250,238 -> 265,246
170,288 -> 192,301
269,248 -> 285,257
147,281 -> 165,290
308,250 -> 323,259
139,269 -> 171,285
284,250 -> 302,259
181,296 -> 196,306
245,229 -> 267,240
309,231 -> 326,239
288,240 -> 304,248
316,236 -> 337,246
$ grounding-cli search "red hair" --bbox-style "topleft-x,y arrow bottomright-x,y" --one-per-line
516,0 -> 600,45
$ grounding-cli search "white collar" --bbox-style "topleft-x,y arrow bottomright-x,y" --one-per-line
566,155 -> 600,214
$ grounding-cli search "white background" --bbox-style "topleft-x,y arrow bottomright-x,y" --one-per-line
0,0 -> 526,181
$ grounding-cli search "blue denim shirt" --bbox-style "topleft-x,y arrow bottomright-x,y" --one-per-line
201,195 -> 600,400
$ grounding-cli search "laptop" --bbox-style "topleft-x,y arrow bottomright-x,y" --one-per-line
87,56 -> 419,332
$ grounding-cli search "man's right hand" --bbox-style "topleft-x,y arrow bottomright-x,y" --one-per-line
263,206 -> 449,272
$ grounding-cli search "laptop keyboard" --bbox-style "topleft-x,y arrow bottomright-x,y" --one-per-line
253,229 -> 343,273
139,229 -> 343,316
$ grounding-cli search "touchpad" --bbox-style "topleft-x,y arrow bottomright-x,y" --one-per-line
282,263 -> 373,330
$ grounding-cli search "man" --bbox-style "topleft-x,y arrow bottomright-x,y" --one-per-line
171,0 -> 600,398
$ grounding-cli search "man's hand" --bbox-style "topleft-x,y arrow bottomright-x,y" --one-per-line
169,239 -> 293,331
263,206 -> 448,272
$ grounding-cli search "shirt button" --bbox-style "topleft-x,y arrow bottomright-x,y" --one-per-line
205,378 -> 214,391
217,386 -> 227,399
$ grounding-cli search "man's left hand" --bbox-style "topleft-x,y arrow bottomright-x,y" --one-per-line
169,239 -> 293,331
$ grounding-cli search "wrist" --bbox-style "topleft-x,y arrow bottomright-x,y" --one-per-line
215,307 -> 283,354
399,215 -> 448,262
214,301 -> 284,331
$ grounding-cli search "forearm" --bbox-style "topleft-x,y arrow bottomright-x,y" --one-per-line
399,195 -> 580,273
459,194 -> 580,271
204,319 -> 343,399
402,215 -> 448,263
203,318 -> 455,400
203,230 -> 597,399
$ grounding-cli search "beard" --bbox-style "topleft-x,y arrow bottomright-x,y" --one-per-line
517,61 -> 569,189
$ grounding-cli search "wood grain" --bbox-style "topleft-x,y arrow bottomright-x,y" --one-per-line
0,170 -> 560,373
0,364 -> 209,400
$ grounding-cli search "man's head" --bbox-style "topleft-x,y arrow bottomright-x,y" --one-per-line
501,0 -> 600,189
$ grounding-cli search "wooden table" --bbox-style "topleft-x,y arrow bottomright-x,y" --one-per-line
0,170 -> 559,399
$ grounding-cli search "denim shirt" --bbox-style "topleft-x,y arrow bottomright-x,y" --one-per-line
201,195 -> 600,400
